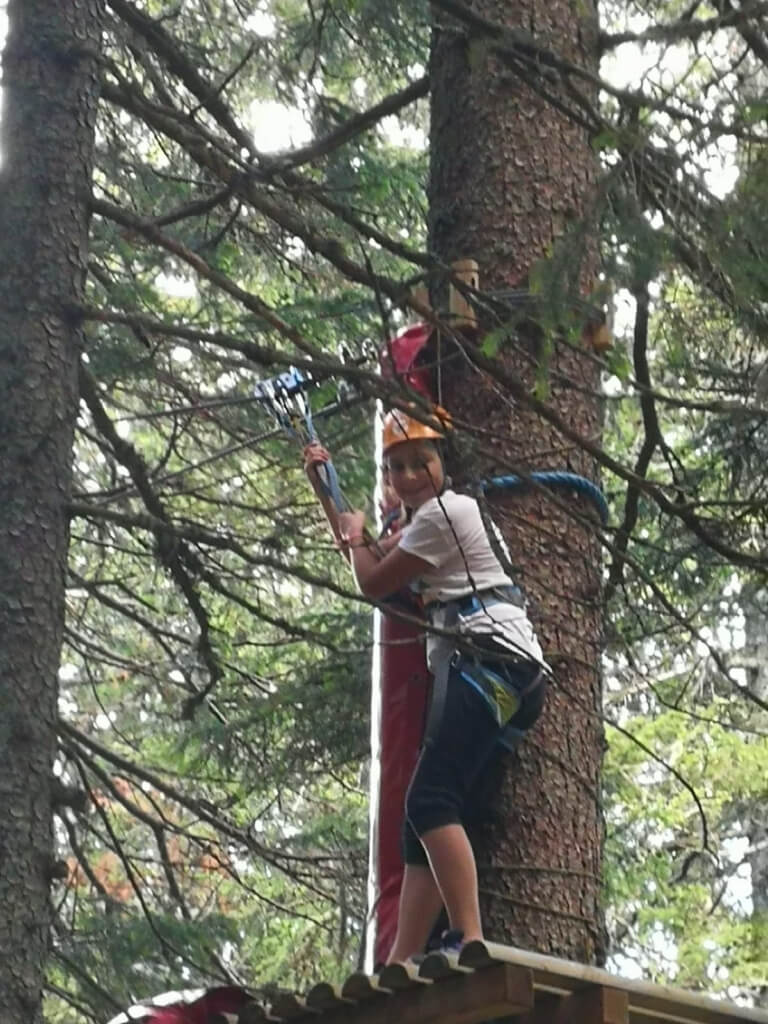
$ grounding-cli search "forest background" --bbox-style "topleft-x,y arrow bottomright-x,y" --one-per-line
1,1 -> 767,1022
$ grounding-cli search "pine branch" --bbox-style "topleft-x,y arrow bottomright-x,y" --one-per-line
50,945 -> 125,1016
68,568 -> 186,652
599,0 -> 768,52
107,2 -> 433,267
107,0 -> 257,158
462,340 -> 768,573
90,191 -> 322,358
432,0 -> 767,140
78,365 -> 225,715
60,721 -> 357,897
97,77 -> 431,312
68,501 -> 370,631
271,74 -> 429,171
153,183 -> 237,228
606,280 -> 666,601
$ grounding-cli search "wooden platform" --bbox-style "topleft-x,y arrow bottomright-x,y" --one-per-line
235,942 -> 768,1024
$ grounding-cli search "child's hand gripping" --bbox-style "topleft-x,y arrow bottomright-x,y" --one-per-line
303,442 -> 344,543
303,441 -> 331,477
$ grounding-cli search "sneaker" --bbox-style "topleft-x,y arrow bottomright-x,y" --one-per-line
439,928 -> 464,954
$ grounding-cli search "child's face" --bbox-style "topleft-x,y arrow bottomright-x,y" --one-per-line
385,440 -> 444,508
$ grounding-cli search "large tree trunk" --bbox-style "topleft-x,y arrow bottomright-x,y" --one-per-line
428,0 -> 605,961
0,2 -> 103,1020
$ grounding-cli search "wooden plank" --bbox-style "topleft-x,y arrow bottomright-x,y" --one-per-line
378,961 -> 433,991
238,1003 -> 269,1023
318,963 -> 533,1024
339,972 -> 391,1001
627,1002 -> 763,1024
417,950 -> 474,982
305,982 -> 353,1012
448,259 -> 479,328
268,993 -> 317,1019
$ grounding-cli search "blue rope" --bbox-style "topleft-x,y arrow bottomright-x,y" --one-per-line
316,459 -> 347,513
299,397 -> 347,513
481,471 -> 609,524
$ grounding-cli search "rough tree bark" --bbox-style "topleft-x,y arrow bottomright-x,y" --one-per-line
428,0 -> 605,961
0,1 -> 104,1021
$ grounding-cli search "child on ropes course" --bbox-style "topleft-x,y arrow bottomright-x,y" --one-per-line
303,406 -> 548,964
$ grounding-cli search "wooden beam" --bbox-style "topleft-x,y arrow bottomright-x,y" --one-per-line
519,986 -> 629,1024
627,998 -> 762,1024
315,963 -> 533,1024
475,943 -> 768,1024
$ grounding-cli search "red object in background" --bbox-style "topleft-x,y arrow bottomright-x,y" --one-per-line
380,323 -> 432,398
144,986 -> 251,1024
370,323 -> 435,966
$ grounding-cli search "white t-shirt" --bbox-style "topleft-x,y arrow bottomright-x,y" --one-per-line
398,490 -> 545,670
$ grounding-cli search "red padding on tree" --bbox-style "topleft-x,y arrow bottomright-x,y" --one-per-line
371,322 -> 434,966
373,611 -> 429,966
381,323 -> 433,397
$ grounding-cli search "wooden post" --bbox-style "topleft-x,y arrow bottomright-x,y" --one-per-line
520,985 -> 629,1024
409,283 -> 432,320
448,259 -> 479,328
585,320 -> 613,352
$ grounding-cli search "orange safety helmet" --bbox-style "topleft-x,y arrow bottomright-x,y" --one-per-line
381,405 -> 451,454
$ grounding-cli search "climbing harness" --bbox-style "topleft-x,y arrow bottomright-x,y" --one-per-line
423,586 -> 545,754
410,466 -> 605,755
425,583 -> 525,618
253,366 -> 348,513
425,631 -> 545,754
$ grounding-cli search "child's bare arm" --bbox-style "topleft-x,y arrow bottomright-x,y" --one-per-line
303,442 -> 343,545
338,510 -> 429,598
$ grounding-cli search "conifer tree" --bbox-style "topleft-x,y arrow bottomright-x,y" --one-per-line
0,2 -> 105,1022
